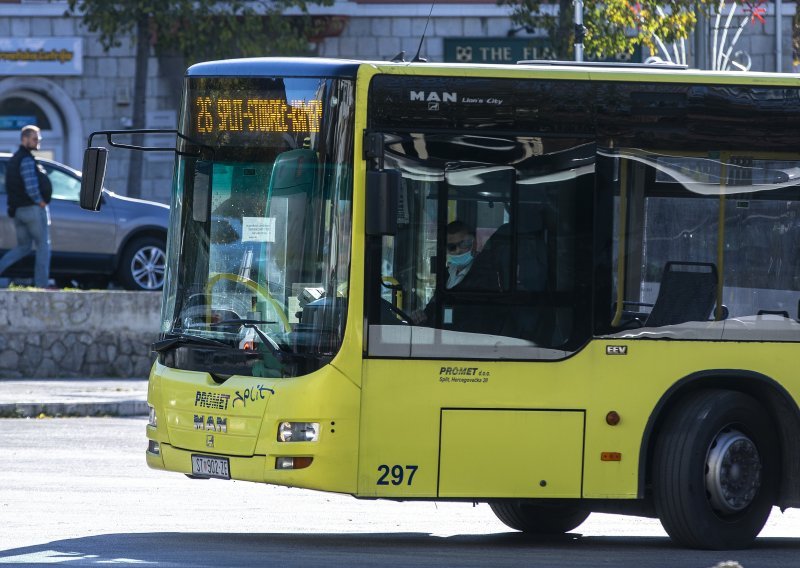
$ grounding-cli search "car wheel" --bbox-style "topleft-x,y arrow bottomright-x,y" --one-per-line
117,236 -> 166,291
653,389 -> 778,550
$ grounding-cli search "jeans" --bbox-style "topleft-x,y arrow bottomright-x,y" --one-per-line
0,204 -> 51,287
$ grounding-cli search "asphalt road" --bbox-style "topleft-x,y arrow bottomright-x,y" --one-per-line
1,417 -> 799,567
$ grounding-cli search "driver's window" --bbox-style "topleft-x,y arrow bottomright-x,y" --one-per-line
378,173 -> 437,324
367,133 -> 593,360
418,169 -> 513,334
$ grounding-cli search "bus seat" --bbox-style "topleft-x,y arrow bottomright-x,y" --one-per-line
470,223 -> 513,291
644,261 -> 718,327
480,207 -> 550,343
471,205 -> 547,292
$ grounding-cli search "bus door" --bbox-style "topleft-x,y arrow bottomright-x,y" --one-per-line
359,131 -> 596,498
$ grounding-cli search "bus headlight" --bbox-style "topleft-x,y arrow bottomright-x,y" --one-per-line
278,422 -> 319,442
148,405 -> 157,427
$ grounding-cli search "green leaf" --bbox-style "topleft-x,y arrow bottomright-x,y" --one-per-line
499,0 -> 717,60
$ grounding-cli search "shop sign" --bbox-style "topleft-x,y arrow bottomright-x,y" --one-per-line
0,37 -> 83,76
444,37 -> 641,64
0,116 -> 36,130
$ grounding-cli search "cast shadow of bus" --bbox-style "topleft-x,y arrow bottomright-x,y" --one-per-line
1,532 -> 799,567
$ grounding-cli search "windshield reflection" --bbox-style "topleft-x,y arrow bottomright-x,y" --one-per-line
160,77 -> 354,379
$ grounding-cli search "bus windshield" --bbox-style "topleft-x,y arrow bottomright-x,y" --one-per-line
159,76 -> 355,379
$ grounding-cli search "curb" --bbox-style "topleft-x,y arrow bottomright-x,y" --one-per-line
0,400 -> 148,418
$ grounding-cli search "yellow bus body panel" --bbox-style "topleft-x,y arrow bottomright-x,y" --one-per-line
439,409 -> 584,498
358,339 -> 800,500
146,360 -> 361,494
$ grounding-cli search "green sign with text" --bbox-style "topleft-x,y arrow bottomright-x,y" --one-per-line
443,37 -> 642,64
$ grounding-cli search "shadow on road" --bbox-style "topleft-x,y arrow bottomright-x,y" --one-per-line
1,532 -> 798,567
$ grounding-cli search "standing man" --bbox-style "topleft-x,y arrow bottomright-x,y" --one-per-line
0,125 -> 52,288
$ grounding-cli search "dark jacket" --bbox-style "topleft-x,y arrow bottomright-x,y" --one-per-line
423,257 -> 507,335
423,222 -> 548,337
6,145 -> 52,216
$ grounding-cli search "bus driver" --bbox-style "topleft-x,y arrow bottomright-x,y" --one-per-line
411,220 -> 502,328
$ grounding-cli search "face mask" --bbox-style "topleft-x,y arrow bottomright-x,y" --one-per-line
447,250 -> 473,268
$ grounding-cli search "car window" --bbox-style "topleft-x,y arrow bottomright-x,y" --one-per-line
44,166 -> 81,201
0,160 -> 82,201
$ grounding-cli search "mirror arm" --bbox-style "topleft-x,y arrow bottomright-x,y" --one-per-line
88,129 -> 177,152
86,129 -> 213,158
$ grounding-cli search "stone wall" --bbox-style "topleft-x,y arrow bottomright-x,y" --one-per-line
319,15 -> 514,63
0,290 -> 160,379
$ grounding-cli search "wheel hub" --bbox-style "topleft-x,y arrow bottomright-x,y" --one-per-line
132,246 -> 166,290
705,428 -> 762,514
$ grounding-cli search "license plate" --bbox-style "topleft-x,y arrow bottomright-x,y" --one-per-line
191,454 -> 230,479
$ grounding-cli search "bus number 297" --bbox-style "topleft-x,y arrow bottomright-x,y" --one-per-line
377,464 -> 418,486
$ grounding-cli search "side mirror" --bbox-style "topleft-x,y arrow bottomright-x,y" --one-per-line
365,169 -> 400,236
80,147 -> 108,211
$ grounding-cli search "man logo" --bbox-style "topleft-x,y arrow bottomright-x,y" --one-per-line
410,90 -> 457,103
206,435 -> 214,448
606,345 -> 628,355
194,414 -> 228,433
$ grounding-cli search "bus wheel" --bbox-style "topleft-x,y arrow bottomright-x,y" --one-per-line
489,501 -> 589,534
653,390 -> 778,550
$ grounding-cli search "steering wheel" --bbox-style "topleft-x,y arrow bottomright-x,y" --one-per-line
205,272 -> 291,332
380,276 -> 415,325
381,298 -> 415,325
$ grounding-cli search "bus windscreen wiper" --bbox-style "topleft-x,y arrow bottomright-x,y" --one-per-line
212,318 -> 277,326
210,318 -> 284,353
152,332 -> 231,353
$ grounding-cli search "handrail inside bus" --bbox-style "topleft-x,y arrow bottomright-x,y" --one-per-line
716,156 -> 728,321
611,160 -> 629,328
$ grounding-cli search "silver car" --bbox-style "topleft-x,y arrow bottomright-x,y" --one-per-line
0,153 -> 169,290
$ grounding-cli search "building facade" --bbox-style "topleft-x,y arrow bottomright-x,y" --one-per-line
0,0 -> 795,203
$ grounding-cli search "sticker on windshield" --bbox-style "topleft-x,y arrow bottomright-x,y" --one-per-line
242,217 -> 276,242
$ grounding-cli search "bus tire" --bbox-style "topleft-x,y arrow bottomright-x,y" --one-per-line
489,501 -> 589,534
653,389 -> 778,550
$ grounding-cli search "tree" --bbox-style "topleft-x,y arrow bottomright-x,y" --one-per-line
64,0 -> 333,198
498,0 -> 716,61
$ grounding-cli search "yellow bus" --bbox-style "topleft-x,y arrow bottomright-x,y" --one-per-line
81,58 -> 800,550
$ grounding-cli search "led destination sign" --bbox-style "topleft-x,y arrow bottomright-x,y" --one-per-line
194,96 -> 322,135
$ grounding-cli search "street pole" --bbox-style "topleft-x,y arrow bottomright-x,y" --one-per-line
776,0 -> 783,71
695,9 -> 707,69
573,0 -> 585,62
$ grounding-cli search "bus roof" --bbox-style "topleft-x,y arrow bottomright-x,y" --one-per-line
186,57 -> 800,86
187,57 -> 362,78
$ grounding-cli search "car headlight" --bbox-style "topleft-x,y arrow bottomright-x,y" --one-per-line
277,421 -> 319,442
148,405 -> 157,427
